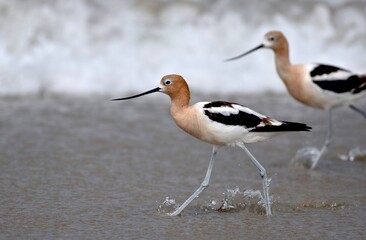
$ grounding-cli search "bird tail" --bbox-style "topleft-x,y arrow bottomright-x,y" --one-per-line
281,121 -> 312,132
357,74 -> 366,93
251,121 -> 311,132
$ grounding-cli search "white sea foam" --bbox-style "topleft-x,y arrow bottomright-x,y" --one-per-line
0,0 -> 365,96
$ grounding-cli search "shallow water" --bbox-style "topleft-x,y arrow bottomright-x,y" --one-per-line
0,94 -> 365,239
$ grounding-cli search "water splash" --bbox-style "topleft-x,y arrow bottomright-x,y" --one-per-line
157,196 -> 178,215
339,147 -> 366,162
161,187 -> 271,215
291,146 -> 321,169
218,187 -> 242,211
213,187 -> 270,215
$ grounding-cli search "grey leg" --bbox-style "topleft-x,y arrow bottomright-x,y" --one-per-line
311,109 -> 332,168
349,104 -> 366,119
237,143 -> 272,216
169,145 -> 218,216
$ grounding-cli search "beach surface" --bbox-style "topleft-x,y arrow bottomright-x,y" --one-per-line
0,94 -> 365,239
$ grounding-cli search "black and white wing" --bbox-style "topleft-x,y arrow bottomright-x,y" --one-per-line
309,64 -> 366,94
202,101 -> 311,132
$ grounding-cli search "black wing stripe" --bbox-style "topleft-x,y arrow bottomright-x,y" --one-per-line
310,64 -> 349,77
203,101 -> 262,128
203,101 -> 234,108
250,121 -> 311,132
313,75 -> 365,94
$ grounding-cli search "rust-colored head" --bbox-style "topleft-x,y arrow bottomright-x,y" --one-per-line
111,74 -> 190,102
225,30 -> 289,61
262,31 -> 289,52
159,74 -> 190,100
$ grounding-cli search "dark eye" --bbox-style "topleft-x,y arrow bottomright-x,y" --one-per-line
165,80 -> 172,85
268,36 -> 276,41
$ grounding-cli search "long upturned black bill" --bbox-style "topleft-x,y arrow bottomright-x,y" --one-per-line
111,87 -> 161,101
225,44 -> 264,61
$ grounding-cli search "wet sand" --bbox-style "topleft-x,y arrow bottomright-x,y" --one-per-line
0,93 -> 365,239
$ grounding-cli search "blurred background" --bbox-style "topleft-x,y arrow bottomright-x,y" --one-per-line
0,0 -> 365,96
1,1 -> 366,238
